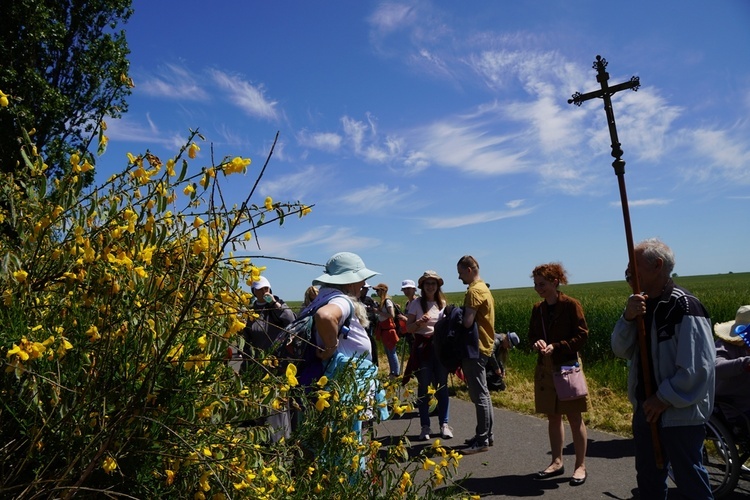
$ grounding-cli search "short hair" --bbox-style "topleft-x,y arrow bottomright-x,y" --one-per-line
531,262 -> 569,285
636,238 -> 675,276
457,255 -> 479,270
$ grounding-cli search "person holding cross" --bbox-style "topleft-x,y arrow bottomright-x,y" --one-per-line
611,238 -> 714,499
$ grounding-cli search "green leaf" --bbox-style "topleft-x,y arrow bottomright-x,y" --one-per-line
177,159 -> 188,183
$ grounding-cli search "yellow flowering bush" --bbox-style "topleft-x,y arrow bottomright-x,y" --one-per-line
0,94 -> 464,498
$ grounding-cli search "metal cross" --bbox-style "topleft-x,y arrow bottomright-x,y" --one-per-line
568,55 -> 640,176
568,56 -> 663,469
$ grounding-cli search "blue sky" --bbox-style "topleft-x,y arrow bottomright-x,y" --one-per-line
99,0 -> 750,301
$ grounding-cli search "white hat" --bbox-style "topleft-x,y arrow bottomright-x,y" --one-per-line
401,279 -> 416,290
313,252 -> 379,286
251,276 -> 271,290
714,305 -> 750,347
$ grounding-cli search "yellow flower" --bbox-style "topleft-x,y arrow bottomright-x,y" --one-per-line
197,335 -> 207,350
316,375 -> 328,387
199,471 -> 211,491
301,205 -> 312,216
315,391 -> 331,412
184,184 -> 195,195
193,216 -> 204,228
85,325 -> 101,342
286,363 -> 298,387
102,456 -> 118,474
0,90 -> 9,107
165,469 -> 175,486
188,142 -> 200,159
264,197 -> 273,210
226,156 -> 251,174
13,270 -> 28,283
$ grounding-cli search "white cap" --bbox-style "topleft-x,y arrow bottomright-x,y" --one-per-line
401,279 -> 416,290
251,276 -> 271,290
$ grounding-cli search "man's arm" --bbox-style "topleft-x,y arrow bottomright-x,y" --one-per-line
463,306 -> 477,329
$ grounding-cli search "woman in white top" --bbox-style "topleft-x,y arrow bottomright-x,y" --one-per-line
405,270 -> 452,441
310,252 -> 379,363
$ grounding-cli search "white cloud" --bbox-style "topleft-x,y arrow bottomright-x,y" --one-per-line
367,3 -> 417,34
210,70 -> 279,121
610,198 -> 671,208
297,130 -> 343,152
250,226 -> 379,256
409,118 -> 528,175
138,63 -> 209,101
422,206 -> 535,229
337,183 -> 415,213
260,165 -> 326,200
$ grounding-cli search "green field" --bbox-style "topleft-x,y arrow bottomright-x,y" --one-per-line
428,272 -> 750,364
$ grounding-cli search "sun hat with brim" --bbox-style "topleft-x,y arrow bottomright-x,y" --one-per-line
313,252 -> 379,286
714,305 -> 750,346
401,279 -> 416,290
372,283 -> 389,292
251,276 -> 271,290
418,270 -> 444,287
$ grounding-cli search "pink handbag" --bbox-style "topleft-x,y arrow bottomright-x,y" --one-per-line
552,363 -> 588,401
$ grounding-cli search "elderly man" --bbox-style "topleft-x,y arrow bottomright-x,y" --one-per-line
611,238 -> 714,499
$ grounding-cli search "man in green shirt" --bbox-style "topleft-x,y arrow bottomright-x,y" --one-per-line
457,255 -> 496,454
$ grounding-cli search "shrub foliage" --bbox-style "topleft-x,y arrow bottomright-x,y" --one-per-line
0,97 -> 462,499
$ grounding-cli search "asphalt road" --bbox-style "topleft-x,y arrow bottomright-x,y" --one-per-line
374,397 -> 750,499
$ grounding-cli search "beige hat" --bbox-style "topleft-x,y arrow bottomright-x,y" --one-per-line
714,305 -> 750,346
418,270 -> 444,287
372,283 -> 389,292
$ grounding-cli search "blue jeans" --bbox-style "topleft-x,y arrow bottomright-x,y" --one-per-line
633,404 -> 712,500
384,345 -> 400,376
461,354 -> 493,443
415,341 -> 450,428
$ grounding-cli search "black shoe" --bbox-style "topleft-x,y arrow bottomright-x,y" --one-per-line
535,466 -> 565,479
569,472 -> 587,486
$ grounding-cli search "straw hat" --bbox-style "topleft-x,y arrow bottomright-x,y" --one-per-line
714,305 -> 750,346
313,252 -> 379,286
418,270 -> 444,287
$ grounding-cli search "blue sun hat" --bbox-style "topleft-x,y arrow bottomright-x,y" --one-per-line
313,252 -> 379,286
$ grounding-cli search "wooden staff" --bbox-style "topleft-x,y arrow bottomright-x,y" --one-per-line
569,55 -> 663,469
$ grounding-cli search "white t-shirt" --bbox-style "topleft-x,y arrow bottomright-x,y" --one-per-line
326,295 -> 372,361
406,299 -> 444,337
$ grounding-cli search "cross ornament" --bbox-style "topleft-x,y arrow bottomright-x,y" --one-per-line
568,55 -> 640,175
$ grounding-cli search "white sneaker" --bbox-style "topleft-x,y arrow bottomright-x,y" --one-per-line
418,425 -> 431,440
440,423 -> 454,439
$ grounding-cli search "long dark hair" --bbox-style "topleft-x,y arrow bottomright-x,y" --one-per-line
419,284 -> 446,313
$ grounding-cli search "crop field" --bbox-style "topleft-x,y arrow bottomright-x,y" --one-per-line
440,272 -> 750,365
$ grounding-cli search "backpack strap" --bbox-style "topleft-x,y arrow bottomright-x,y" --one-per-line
302,289 -> 355,339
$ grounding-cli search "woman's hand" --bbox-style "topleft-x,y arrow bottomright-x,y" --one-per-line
533,339 -> 553,356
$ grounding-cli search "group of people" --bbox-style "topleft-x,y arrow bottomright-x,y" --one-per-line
239,238 -> 748,499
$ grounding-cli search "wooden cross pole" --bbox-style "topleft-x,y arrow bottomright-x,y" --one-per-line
568,56 -> 664,470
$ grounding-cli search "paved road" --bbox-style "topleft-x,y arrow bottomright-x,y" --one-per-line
374,397 -> 750,499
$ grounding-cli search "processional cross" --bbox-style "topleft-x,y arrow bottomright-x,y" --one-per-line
568,56 -> 663,469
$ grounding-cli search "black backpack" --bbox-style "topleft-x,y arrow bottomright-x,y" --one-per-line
432,304 -> 461,373
273,292 -> 354,376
